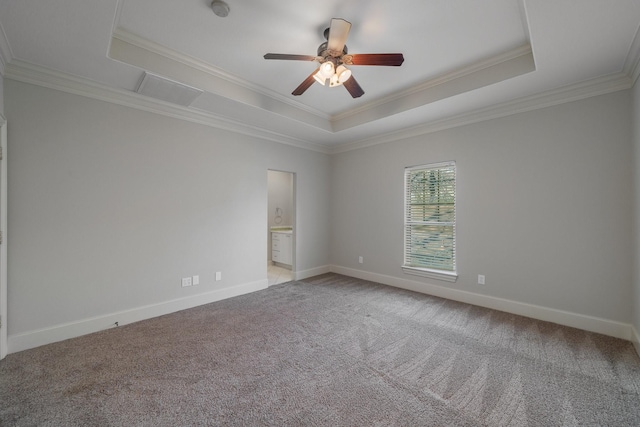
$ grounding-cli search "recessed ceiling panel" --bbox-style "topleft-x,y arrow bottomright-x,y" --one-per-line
116,0 -> 529,115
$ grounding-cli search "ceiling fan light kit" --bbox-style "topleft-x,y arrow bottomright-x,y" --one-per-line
313,61 -> 337,86
334,65 -> 352,85
264,18 -> 404,98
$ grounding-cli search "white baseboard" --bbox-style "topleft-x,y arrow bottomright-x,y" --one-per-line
10,268 -> 637,355
330,265 -> 633,341
632,325 -> 640,358
8,279 -> 268,354
293,265 -> 331,281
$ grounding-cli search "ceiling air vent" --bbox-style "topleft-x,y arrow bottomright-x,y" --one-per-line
136,72 -> 203,107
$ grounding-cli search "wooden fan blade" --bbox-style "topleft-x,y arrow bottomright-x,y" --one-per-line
292,67 -> 320,96
343,76 -> 364,98
327,18 -> 351,54
348,53 -> 405,66
264,53 -> 317,61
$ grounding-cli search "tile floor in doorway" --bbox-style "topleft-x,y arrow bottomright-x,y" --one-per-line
268,264 -> 292,286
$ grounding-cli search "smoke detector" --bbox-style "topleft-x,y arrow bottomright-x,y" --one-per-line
211,1 -> 230,17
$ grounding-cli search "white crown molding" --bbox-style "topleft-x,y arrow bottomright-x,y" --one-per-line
518,0 -> 533,45
331,45 -> 535,132
112,28 -> 330,121
112,30 -> 537,134
332,44 -> 533,124
0,20 -> 13,76
3,50 -> 634,157
4,59 -> 331,154
623,23 -> 640,85
330,72 -> 633,154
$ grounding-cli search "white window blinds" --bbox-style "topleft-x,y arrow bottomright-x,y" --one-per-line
404,162 -> 456,276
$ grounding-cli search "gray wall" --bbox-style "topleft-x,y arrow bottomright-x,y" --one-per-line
633,80 -> 640,337
331,90 -> 633,323
0,74 -> 4,115
4,77 -> 638,342
5,80 -> 331,336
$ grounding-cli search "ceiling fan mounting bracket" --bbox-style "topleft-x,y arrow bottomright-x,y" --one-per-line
317,42 -> 347,59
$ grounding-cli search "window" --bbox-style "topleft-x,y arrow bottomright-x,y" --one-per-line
403,161 -> 457,282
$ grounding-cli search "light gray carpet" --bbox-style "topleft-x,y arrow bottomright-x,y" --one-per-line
1,273 -> 639,426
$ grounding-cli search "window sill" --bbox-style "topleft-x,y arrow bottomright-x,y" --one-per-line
402,266 -> 458,283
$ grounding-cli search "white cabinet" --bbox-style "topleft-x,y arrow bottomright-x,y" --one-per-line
271,232 -> 292,266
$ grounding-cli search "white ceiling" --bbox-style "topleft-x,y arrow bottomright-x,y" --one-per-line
1,0 -> 639,152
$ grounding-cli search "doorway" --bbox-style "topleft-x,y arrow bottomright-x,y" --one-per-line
267,170 -> 294,286
0,115 -> 7,359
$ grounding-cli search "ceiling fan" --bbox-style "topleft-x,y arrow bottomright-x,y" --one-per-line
264,18 -> 404,98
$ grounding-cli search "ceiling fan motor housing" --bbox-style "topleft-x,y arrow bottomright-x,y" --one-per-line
318,42 -> 348,56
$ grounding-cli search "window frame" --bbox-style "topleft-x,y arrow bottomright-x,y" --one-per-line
402,161 -> 458,282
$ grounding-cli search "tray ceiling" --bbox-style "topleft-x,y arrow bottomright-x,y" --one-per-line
0,1 -> 639,151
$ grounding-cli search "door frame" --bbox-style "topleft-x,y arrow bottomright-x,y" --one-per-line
0,114 -> 7,359
267,169 -> 296,279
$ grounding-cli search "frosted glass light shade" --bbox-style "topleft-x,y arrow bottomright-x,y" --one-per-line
313,71 -> 327,85
336,65 -> 352,83
320,61 -> 335,78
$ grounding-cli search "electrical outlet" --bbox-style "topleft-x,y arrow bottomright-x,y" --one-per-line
215,271 -> 222,281
358,256 -> 363,264
478,275 -> 485,285
181,277 -> 192,287
193,275 -> 200,285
